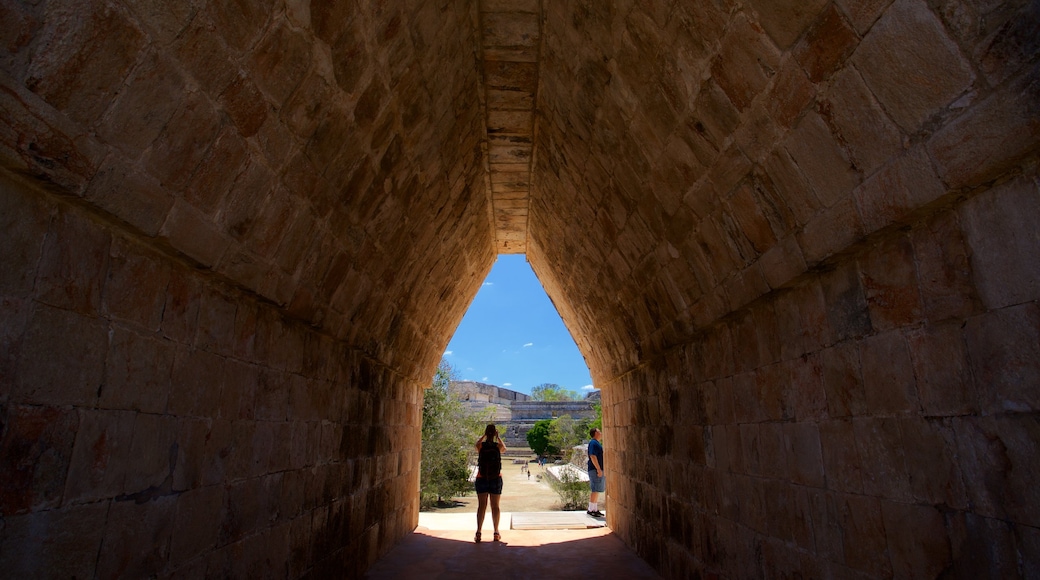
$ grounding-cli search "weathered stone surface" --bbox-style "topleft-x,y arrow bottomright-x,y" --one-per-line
34,208 -> 110,314
0,175 -> 50,296
964,303 -> 1040,415
0,502 -> 108,578
0,405 -> 78,514
15,304 -> 108,406
852,0 -> 974,133
63,409 -> 135,503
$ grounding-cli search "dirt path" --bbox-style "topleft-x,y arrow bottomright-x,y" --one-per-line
424,454 -> 563,513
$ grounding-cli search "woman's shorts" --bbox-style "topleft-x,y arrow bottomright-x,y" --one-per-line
475,476 -> 503,495
589,470 -> 605,493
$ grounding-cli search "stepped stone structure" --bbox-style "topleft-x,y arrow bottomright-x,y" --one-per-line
1,0 -> 1038,578
448,381 -> 596,449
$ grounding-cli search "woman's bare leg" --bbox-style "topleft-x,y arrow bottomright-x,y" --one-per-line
476,493 -> 489,534
490,494 -> 502,534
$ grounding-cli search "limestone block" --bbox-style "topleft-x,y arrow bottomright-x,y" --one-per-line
910,210 -> 982,323
861,235 -> 924,331
906,323 -> 978,416
196,289 -> 237,355
837,493 -> 891,576
759,147 -> 821,228
183,125 -> 248,218
63,409 -> 134,504
173,16 -> 238,96
24,0 -> 144,126
860,330 -> 919,415
823,67 -> 904,181
853,417 -> 910,500
0,404 -> 78,514
220,73 -> 268,139
711,14 -> 782,112
144,93 -> 222,193
787,353 -> 828,421
834,0 -> 892,35
899,417 -> 967,509
819,418 -> 863,493
205,0 -> 274,53
881,501 -> 952,578
0,176 -> 50,296
15,304 -> 108,407
954,415 -> 1040,525
959,174 -> 1040,309
852,0 -> 974,133
784,422 -> 825,487
103,238 -> 171,331
35,208 -> 110,315
124,413 -> 178,494
159,199 -> 230,268
748,0 -> 829,49
820,260 -> 872,343
220,477 -> 263,544
96,496 -> 176,578
945,512 -> 1021,578
160,268 -> 201,344
964,303 -> 1040,414
169,484 -> 223,565
173,418 -> 211,491
0,501 -> 108,578
766,56 -> 815,129
798,196 -> 865,266
96,51 -> 183,156
793,4 -> 860,83
785,111 -> 859,209
169,346 -> 224,417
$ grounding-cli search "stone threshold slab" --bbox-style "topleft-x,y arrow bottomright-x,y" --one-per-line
511,511 -> 606,529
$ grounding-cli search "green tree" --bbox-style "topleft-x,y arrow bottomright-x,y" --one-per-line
530,383 -> 581,401
421,359 -> 481,509
526,418 -> 555,456
548,414 -> 582,461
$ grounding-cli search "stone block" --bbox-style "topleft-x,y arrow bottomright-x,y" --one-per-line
97,495 -> 176,578
881,501 -> 951,578
953,415 -> 1040,525
784,422 -> 825,487
0,502 -> 108,578
758,235 -> 806,290
96,51 -> 183,155
797,195 -> 864,266
838,493 -> 890,576
859,330 -> 919,415
855,146 -> 947,234
899,417 -> 967,509
173,418 -> 210,491
168,346 -> 224,417
906,323 -> 977,416
958,174 -> 1040,309
124,413 -> 178,494
169,484 -> 223,565
964,303 -> 1040,414
34,208 -> 110,315
220,72 -> 268,138
853,0 -> 973,133
0,296 -> 31,388
103,238 -> 171,331
220,476 -> 263,544
787,353 -> 827,420
823,67 -> 902,181
785,111 -> 859,209
255,368 -> 290,422
853,417 -> 910,500
820,259 -> 872,342
928,63 -> 1040,190
24,0 -> 144,125
710,14 -> 782,111
63,409 -> 135,504
195,288 -> 237,355
204,0 -> 273,53
15,304 -> 108,406
766,56 -> 815,129
0,178 -> 50,296
860,235 -> 924,331
172,14 -> 237,95
220,358 -> 258,420
159,199 -> 230,268
144,92 -> 222,193
160,268 -> 201,344
833,0 -> 892,35
818,418 -> 863,493
945,512 -> 1020,579
793,4 -> 859,82
748,0 -> 829,49
183,125 -> 248,218
0,404 -> 78,514
910,209 -> 982,322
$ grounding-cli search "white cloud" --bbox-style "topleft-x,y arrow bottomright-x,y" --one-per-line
482,282 -> 494,286
523,342 -> 533,348
582,384 -> 597,390
444,350 -> 453,355
466,367 -> 474,371
503,382 -> 512,386
482,376 -> 489,381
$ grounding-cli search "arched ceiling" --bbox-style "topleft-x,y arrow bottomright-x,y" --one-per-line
3,0 -> 1035,388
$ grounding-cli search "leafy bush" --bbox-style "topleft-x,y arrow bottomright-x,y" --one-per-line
548,469 -> 589,511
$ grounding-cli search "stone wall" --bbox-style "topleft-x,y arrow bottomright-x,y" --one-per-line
0,175 -> 421,577
528,0 -> 1040,577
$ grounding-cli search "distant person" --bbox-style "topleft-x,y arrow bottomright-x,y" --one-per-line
587,428 -> 604,517
474,424 -> 506,542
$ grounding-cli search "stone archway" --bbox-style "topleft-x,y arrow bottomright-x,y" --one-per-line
1,0 -> 1038,578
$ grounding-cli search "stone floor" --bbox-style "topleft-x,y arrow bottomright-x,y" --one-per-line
363,512 -> 662,579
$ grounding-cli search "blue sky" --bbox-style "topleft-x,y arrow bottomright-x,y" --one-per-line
443,254 -> 595,395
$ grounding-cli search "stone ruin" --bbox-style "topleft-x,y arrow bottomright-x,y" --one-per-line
1,0 -> 1038,578
449,381 -> 597,450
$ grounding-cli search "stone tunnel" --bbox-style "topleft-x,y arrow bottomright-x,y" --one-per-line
1,0 -> 1038,577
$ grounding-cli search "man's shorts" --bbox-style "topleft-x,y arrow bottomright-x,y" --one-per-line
589,470 -> 605,493
475,476 -> 503,495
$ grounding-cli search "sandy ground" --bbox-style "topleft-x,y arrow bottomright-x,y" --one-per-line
424,454 -> 567,513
